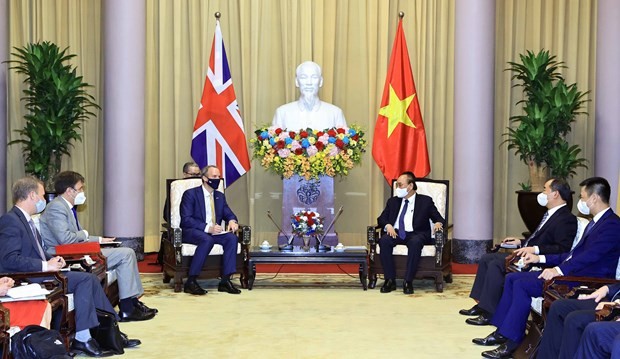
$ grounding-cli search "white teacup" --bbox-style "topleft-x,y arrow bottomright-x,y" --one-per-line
261,241 -> 270,247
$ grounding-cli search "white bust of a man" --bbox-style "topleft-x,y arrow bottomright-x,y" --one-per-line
272,61 -> 347,131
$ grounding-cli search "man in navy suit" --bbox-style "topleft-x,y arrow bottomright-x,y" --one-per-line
377,171 -> 445,294
0,177 -> 126,357
476,177 -> 620,359
538,282 -> 620,359
459,178 -> 577,326
180,165 -> 240,295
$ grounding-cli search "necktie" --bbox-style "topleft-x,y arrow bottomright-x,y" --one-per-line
398,199 -> 409,240
29,219 -> 46,261
524,211 -> 549,246
582,220 -> 595,238
563,220 -> 595,263
209,194 -> 217,226
72,207 -> 81,231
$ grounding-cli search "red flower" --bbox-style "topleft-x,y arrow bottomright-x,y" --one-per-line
300,130 -> 308,138
315,142 -> 325,150
328,129 -> 337,137
337,128 -> 345,134
352,134 -> 359,141
316,131 -> 324,137
289,131 -> 296,138
335,139 -> 344,149
307,219 -> 315,226
295,148 -> 303,155
277,140 -> 285,149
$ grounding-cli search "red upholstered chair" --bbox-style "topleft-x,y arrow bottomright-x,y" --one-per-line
367,178 -> 452,292
161,178 -> 251,292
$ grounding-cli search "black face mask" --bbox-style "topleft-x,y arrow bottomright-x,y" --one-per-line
204,178 -> 221,190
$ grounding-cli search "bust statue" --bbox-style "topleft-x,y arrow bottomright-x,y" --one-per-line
272,61 -> 347,131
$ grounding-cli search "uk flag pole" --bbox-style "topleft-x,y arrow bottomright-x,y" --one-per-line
191,13 -> 251,188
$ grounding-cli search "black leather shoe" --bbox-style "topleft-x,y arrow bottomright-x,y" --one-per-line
218,280 -> 241,294
72,338 -> 114,357
459,304 -> 484,316
119,306 -> 156,322
184,280 -> 207,295
380,279 -> 397,293
473,331 -> 508,346
481,343 -> 515,358
466,314 -> 491,326
403,281 -> 414,294
136,300 -> 158,314
120,332 -> 141,348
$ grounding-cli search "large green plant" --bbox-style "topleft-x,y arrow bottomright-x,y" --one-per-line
503,49 -> 588,190
6,41 -> 99,190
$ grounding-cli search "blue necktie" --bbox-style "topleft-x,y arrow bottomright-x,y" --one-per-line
582,220 -> 595,238
72,207 -> 81,231
524,211 -> 549,246
564,220 -> 595,263
398,199 -> 409,240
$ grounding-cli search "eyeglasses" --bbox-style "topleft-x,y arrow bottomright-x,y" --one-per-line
72,186 -> 85,193
184,172 -> 201,177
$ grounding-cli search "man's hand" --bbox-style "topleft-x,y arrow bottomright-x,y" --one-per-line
522,253 -> 540,265
101,237 -> 116,243
433,223 -> 443,233
538,268 -> 561,280
579,285 -> 610,303
46,256 -> 66,272
595,301 -> 617,310
514,246 -> 535,256
385,224 -> 397,239
0,282 -> 12,296
227,221 -> 239,232
208,224 -> 224,234
0,277 -> 14,287
502,237 -> 522,247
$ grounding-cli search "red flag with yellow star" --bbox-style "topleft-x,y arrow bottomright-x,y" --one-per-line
372,18 -> 430,183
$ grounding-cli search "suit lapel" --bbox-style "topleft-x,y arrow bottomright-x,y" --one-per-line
12,207 -> 38,253
535,207 -> 563,236
195,187 -> 207,222
57,197 -> 79,231
573,210 -> 612,251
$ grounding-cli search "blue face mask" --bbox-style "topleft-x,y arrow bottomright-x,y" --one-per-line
205,178 -> 221,190
35,199 -> 46,213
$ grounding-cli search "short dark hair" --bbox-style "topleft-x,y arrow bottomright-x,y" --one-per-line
400,171 -> 418,191
202,165 -> 219,177
579,177 -> 611,204
54,171 -> 85,195
548,177 -> 571,202
182,161 -> 199,174
12,177 -> 43,204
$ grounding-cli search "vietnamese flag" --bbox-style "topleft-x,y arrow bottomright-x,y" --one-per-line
372,18 -> 430,184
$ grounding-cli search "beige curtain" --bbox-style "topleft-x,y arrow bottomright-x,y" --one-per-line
494,0 -> 597,239
7,0 -> 103,234
144,0 -> 455,250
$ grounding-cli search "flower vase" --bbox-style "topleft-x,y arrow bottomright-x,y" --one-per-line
302,235 -> 311,251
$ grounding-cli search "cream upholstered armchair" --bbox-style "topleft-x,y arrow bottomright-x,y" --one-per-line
367,178 -> 452,292
161,178 -> 251,292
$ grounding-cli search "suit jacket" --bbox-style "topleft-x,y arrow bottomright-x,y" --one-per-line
546,209 -> 620,278
39,197 -> 98,255
180,186 -> 238,241
377,193 -> 444,244
526,205 -> 577,254
0,207 -> 50,273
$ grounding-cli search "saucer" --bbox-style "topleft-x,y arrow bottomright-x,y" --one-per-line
259,245 -> 272,250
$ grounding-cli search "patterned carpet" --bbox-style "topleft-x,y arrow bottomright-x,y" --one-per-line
111,273 -> 491,359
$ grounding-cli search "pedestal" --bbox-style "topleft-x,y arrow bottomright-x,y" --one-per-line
278,175 -> 338,246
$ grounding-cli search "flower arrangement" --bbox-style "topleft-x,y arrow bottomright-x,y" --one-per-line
250,125 -> 367,179
291,210 -> 324,236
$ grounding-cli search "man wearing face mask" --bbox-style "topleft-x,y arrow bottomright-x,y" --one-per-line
40,171 -> 156,323
460,178 -> 576,327
478,177 -> 620,359
179,165 -> 240,295
376,171 -> 444,294
272,61 -> 347,131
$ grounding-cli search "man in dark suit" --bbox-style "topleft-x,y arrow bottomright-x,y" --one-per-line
459,178 -> 577,326
180,165 -> 240,295
377,171 -> 445,295
538,283 -> 620,359
476,177 -> 620,359
0,177 -> 132,357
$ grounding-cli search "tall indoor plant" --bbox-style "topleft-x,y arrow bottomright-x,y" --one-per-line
503,49 -> 588,191
6,41 -> 99,191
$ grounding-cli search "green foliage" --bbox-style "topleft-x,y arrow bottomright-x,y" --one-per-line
518,181 -> 532,191
503,49 -> 588,180
6,41 -> 99,187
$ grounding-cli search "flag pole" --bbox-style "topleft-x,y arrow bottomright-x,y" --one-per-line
215,11 -> 221,19
399,11 -> 404,19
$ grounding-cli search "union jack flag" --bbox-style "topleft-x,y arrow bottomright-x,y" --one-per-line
191,20 -> 251,187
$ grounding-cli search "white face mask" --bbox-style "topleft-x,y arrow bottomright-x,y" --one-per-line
395,187 -> 409,198
536,192 -> 549,207
74,192 -> 86,205
577,199 -> 590,215
35,199 -> 46,213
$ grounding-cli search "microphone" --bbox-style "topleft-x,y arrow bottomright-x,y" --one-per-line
317,206 -> 344,246
266,211 -> 295,250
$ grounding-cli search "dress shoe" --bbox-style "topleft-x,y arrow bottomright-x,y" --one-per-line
120,332 -> 141,348
466,314 -> 491,326
481,343 -> 516,359
218,279 -> 241,294
403,281 -> 414,294
184,280 -> 207,295
473,331 -> 508,346
71,338 -> 114,357
380,279 -> 397,293
136,300 -> 158,314
119,306 -> 156,322
459,304 -> 484,316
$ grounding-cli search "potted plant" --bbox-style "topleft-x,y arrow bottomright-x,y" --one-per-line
503,50 -> 588,232
6,41 -> 99,191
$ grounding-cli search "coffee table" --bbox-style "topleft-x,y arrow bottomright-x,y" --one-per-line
247,246 -> 368,290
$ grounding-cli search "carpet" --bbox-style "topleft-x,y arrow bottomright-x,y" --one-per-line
110,274 -> 492,358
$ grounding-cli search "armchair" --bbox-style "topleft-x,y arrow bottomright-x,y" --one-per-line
367,178 -> 452,292
0,304 -> 7,359
161,178 -> 251,292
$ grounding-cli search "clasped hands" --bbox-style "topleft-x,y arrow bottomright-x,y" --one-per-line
384,223 -> 443,239
45,256 -> 67,272
207,221 -> 238,234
